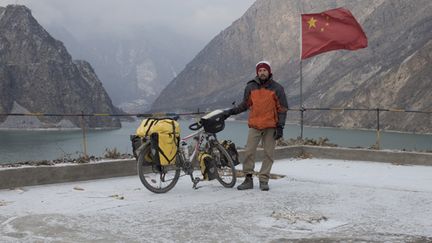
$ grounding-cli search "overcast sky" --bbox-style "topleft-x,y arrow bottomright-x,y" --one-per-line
0,0 -> 255,41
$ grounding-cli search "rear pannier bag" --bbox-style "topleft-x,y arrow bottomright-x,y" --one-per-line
130,135 -> 143,159
135,118 -> 180,166
198,152 -> 218,181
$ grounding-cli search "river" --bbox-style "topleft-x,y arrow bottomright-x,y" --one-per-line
0,120 -> 431,164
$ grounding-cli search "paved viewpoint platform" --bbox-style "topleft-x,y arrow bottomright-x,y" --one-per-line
1,158 -> 432,242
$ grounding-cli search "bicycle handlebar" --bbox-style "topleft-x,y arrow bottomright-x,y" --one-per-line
189,122 -> 203,131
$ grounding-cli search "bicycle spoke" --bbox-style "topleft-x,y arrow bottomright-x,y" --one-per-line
209,143 -> 237,188
137,144 -> 181,193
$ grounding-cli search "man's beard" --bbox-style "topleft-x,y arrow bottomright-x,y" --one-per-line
259,74 -> 268,81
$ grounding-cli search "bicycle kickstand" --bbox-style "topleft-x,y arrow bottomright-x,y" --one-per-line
192,176 -> 201,189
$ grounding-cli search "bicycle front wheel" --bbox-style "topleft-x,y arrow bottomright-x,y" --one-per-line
137,144 -> 181,193
209,143 -> 237,188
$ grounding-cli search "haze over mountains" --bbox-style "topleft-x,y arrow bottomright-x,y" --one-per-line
11,0 -> 254,114
0,5 -> 120,129
152,0 -> 432,133
48,26 -> 203,113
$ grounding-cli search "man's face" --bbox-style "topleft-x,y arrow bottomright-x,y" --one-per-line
257,68 -> 269,81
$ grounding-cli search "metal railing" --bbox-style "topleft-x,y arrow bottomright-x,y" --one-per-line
293,107 -> 431,149
0,111 -> 205,159
1,107 -> 431,157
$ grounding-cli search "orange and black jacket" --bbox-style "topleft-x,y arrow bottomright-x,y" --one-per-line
231,76 -> 288,130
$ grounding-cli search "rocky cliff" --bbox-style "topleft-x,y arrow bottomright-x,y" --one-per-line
0,5 -> 120,129
151,0 -> 432,133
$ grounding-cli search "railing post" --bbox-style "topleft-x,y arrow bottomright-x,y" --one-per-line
375,108 -> 381,149
80,111 -> 88,158
300,106 -> 305,139
195,108 -> 200,122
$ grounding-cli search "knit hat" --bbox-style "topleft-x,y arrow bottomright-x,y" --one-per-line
256,61 -> 271,75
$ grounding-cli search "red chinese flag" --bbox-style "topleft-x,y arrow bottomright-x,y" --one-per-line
301,8 -> 367,59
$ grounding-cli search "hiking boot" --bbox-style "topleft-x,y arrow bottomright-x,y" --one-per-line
237,175 -> 253,190
259,181 -> 269,191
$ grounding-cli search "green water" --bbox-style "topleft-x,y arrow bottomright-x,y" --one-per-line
0,120 -> 431,163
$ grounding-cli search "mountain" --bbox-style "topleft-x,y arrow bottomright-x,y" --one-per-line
0,5 -> 120,129
151,0 -> 432,133
47,26 -> 204,113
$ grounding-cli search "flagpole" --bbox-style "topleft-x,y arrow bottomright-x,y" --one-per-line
300,60 -> 304,139
299,15 -> 304,139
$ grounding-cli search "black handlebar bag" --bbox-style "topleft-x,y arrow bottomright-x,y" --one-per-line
200,110 -> 225,133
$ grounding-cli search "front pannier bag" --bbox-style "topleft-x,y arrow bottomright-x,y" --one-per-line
135,118 -> 180,166
198,152 -> 218,180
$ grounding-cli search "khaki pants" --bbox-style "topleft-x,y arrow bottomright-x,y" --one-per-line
242,127 -> 275,182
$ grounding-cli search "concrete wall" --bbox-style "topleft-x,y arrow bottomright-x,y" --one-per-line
301,146 -> 432,166
1,146 -> 431,189
0,160 -> 136,190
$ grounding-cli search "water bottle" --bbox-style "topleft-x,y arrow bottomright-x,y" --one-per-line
181,141 -> 189,160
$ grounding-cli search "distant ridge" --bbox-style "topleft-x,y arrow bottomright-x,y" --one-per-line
0,5 -> 120,129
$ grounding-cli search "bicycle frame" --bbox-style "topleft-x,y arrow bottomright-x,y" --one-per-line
179,128 -> 219,188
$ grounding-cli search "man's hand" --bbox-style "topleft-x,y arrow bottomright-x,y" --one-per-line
221,109 -> 233,120
274,126 -> 283,140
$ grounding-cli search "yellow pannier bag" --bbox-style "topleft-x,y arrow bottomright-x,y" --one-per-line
136,118 -> 180,165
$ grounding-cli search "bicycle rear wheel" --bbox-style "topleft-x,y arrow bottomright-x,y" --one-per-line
209,143 -> 237,188
137,144 -> 181,193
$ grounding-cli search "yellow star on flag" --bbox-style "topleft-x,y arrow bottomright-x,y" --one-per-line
307,17 -> 317,29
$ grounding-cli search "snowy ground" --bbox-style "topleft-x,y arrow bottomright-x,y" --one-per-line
1,158 -> 432,242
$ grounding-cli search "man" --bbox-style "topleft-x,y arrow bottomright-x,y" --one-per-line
223,61 -> 288,191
